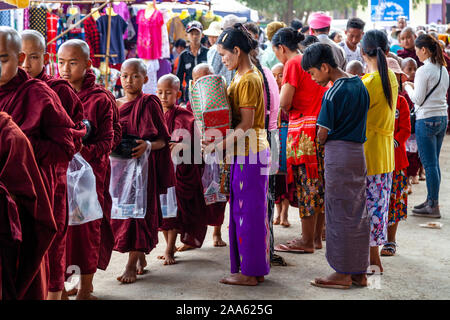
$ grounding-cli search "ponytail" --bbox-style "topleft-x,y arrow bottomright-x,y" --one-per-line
249,51 -> 271,121
376,47 -> 393,109
415,34 -> 447,67
362,29 -> 394,109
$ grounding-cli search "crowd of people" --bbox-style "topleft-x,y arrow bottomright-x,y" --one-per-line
0,9 -> 449,300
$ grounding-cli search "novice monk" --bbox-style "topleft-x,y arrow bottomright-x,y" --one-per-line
397,27 -> 423,67
0,27 -> 76,299
21,29 -> 86,300
190,63 -> 227,248
345,60 -> 364,77
0,112 -> 57,300
157,74 -> 208,260
302,43 -> 370,289
113,59 -> 175,281
58,39 -> 115,300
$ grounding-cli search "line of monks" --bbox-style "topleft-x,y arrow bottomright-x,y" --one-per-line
0,27 -> 225,300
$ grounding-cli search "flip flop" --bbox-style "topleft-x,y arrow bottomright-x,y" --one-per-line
310,279 -> 351,290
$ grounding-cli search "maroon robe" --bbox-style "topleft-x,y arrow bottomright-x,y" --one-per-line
397,49 -> 423,67
36,69 -> 85,292
161,106 -> 208,248
66,69 -> 114,275
98,84 -> 122,271
112,93 -> 175,254
0,112 -> 57,300
186,101 -> 226,227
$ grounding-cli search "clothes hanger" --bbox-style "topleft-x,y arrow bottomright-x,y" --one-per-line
179,9 -> 190,21
68,0 -> 80,16
90,3 -> 101,20
144,0 -> 156,19
106,4 -> 118,16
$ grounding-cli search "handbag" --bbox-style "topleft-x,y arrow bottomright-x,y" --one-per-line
410,67 -> 442,134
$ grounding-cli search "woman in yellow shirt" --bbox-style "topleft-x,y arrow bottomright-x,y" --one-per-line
361,30 -> 398,274
213,24 -> 270,286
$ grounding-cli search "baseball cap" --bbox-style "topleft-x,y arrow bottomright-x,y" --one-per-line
222,14 -> 247,30
186,21 -> 203,33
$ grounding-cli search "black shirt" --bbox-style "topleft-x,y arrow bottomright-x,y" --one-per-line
176,45 -> 209,102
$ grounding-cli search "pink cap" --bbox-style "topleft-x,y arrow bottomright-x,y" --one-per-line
309,12 -> 332,30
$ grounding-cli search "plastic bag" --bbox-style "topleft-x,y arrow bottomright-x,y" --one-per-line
160,164 -> 178,218
67,153 -> 103,226
202,153 -> 227,205
110,149 -> 150,220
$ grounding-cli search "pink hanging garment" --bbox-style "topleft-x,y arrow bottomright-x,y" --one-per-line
137,9 -> 163,60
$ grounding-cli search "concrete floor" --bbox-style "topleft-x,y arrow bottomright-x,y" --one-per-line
87,137 -> 450,300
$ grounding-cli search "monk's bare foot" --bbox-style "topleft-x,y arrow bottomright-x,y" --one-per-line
256,276 -> 265,283
163,251 -> 176,265
176,244 -> 195,252
273,216 -> 280,225
116,265 -> 137,284
351,274 -> 368,287
137,255 -> 147,275
76,290 -> 99,300
314,237 -> 323,250
61,290 -> 70,300
280,220 -> 290,227
213,234 -> 227,247
220,273 -> 258,286
66,288 -> 78,296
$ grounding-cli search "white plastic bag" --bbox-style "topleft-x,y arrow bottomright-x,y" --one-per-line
110,150 -> 150,220
160,164 -> 178,218
67,153 -> 103,226
202,153 -> 227,205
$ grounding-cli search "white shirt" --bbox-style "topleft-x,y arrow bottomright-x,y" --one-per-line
317,34 -> 347,69
405,58 -> 449,120
339,41 -> 364,64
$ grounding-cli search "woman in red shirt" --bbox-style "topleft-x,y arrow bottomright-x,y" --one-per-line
381,59 -> 411,256
272,28 -> 327,253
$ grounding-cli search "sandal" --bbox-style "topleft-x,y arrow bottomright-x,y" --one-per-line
380,242 -> 397,256
271,254 -> 288,267
310,279 -> 351,290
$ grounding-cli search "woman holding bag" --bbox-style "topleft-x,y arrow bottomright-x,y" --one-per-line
404,34 -> 449,218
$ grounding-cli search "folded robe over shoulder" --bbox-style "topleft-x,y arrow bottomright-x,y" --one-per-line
112,93 -> 175,254
36,69 -> 85,292
0,68 -> 77,204
161,106 -> 208,248
0,112 -> 57,300
66,69 -> 115,275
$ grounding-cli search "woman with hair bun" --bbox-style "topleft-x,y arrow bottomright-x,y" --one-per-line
213,23 -> 270,286
361,29 -> 398,273
404,34 -> 449,218
271,27 -> 327,255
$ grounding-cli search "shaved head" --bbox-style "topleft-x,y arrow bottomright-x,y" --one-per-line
21,29 -> 46,52
400,27 -> 415,38
158,74 -> 180,90
346,60 -> 364,76
122,58 -> 147,76
58,39 -> 90,61
401,57 -> 417,69
0,26 -> 22,55
192,63 -> 213,84
271,63 -> 284,72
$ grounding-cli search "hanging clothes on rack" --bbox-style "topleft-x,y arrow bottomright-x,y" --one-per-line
14,9 -> 24,32
112,1 -> 130,40
142,59 -> 159,95
160,7 -> 170,59
0,10 -> 12,27
47,12 -> 58,58
84,14 -> 102,68
168,14 -> 187,43
24,7 -> 29,29
137,8 -> 163,60
97,13 -> 128,64
29,6 -> 48,40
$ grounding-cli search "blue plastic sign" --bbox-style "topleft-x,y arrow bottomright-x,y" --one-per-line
371,0 -> 411,22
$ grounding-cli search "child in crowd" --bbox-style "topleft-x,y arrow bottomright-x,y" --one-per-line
400,57 -> 423,191
271,63 -> 292,227
346,60 -> 364,77
113,59 -> 175,281
302,43 -> 370,289
156,74 -> 208,260
381,58 -> 411,257
190,63 -> 228,248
